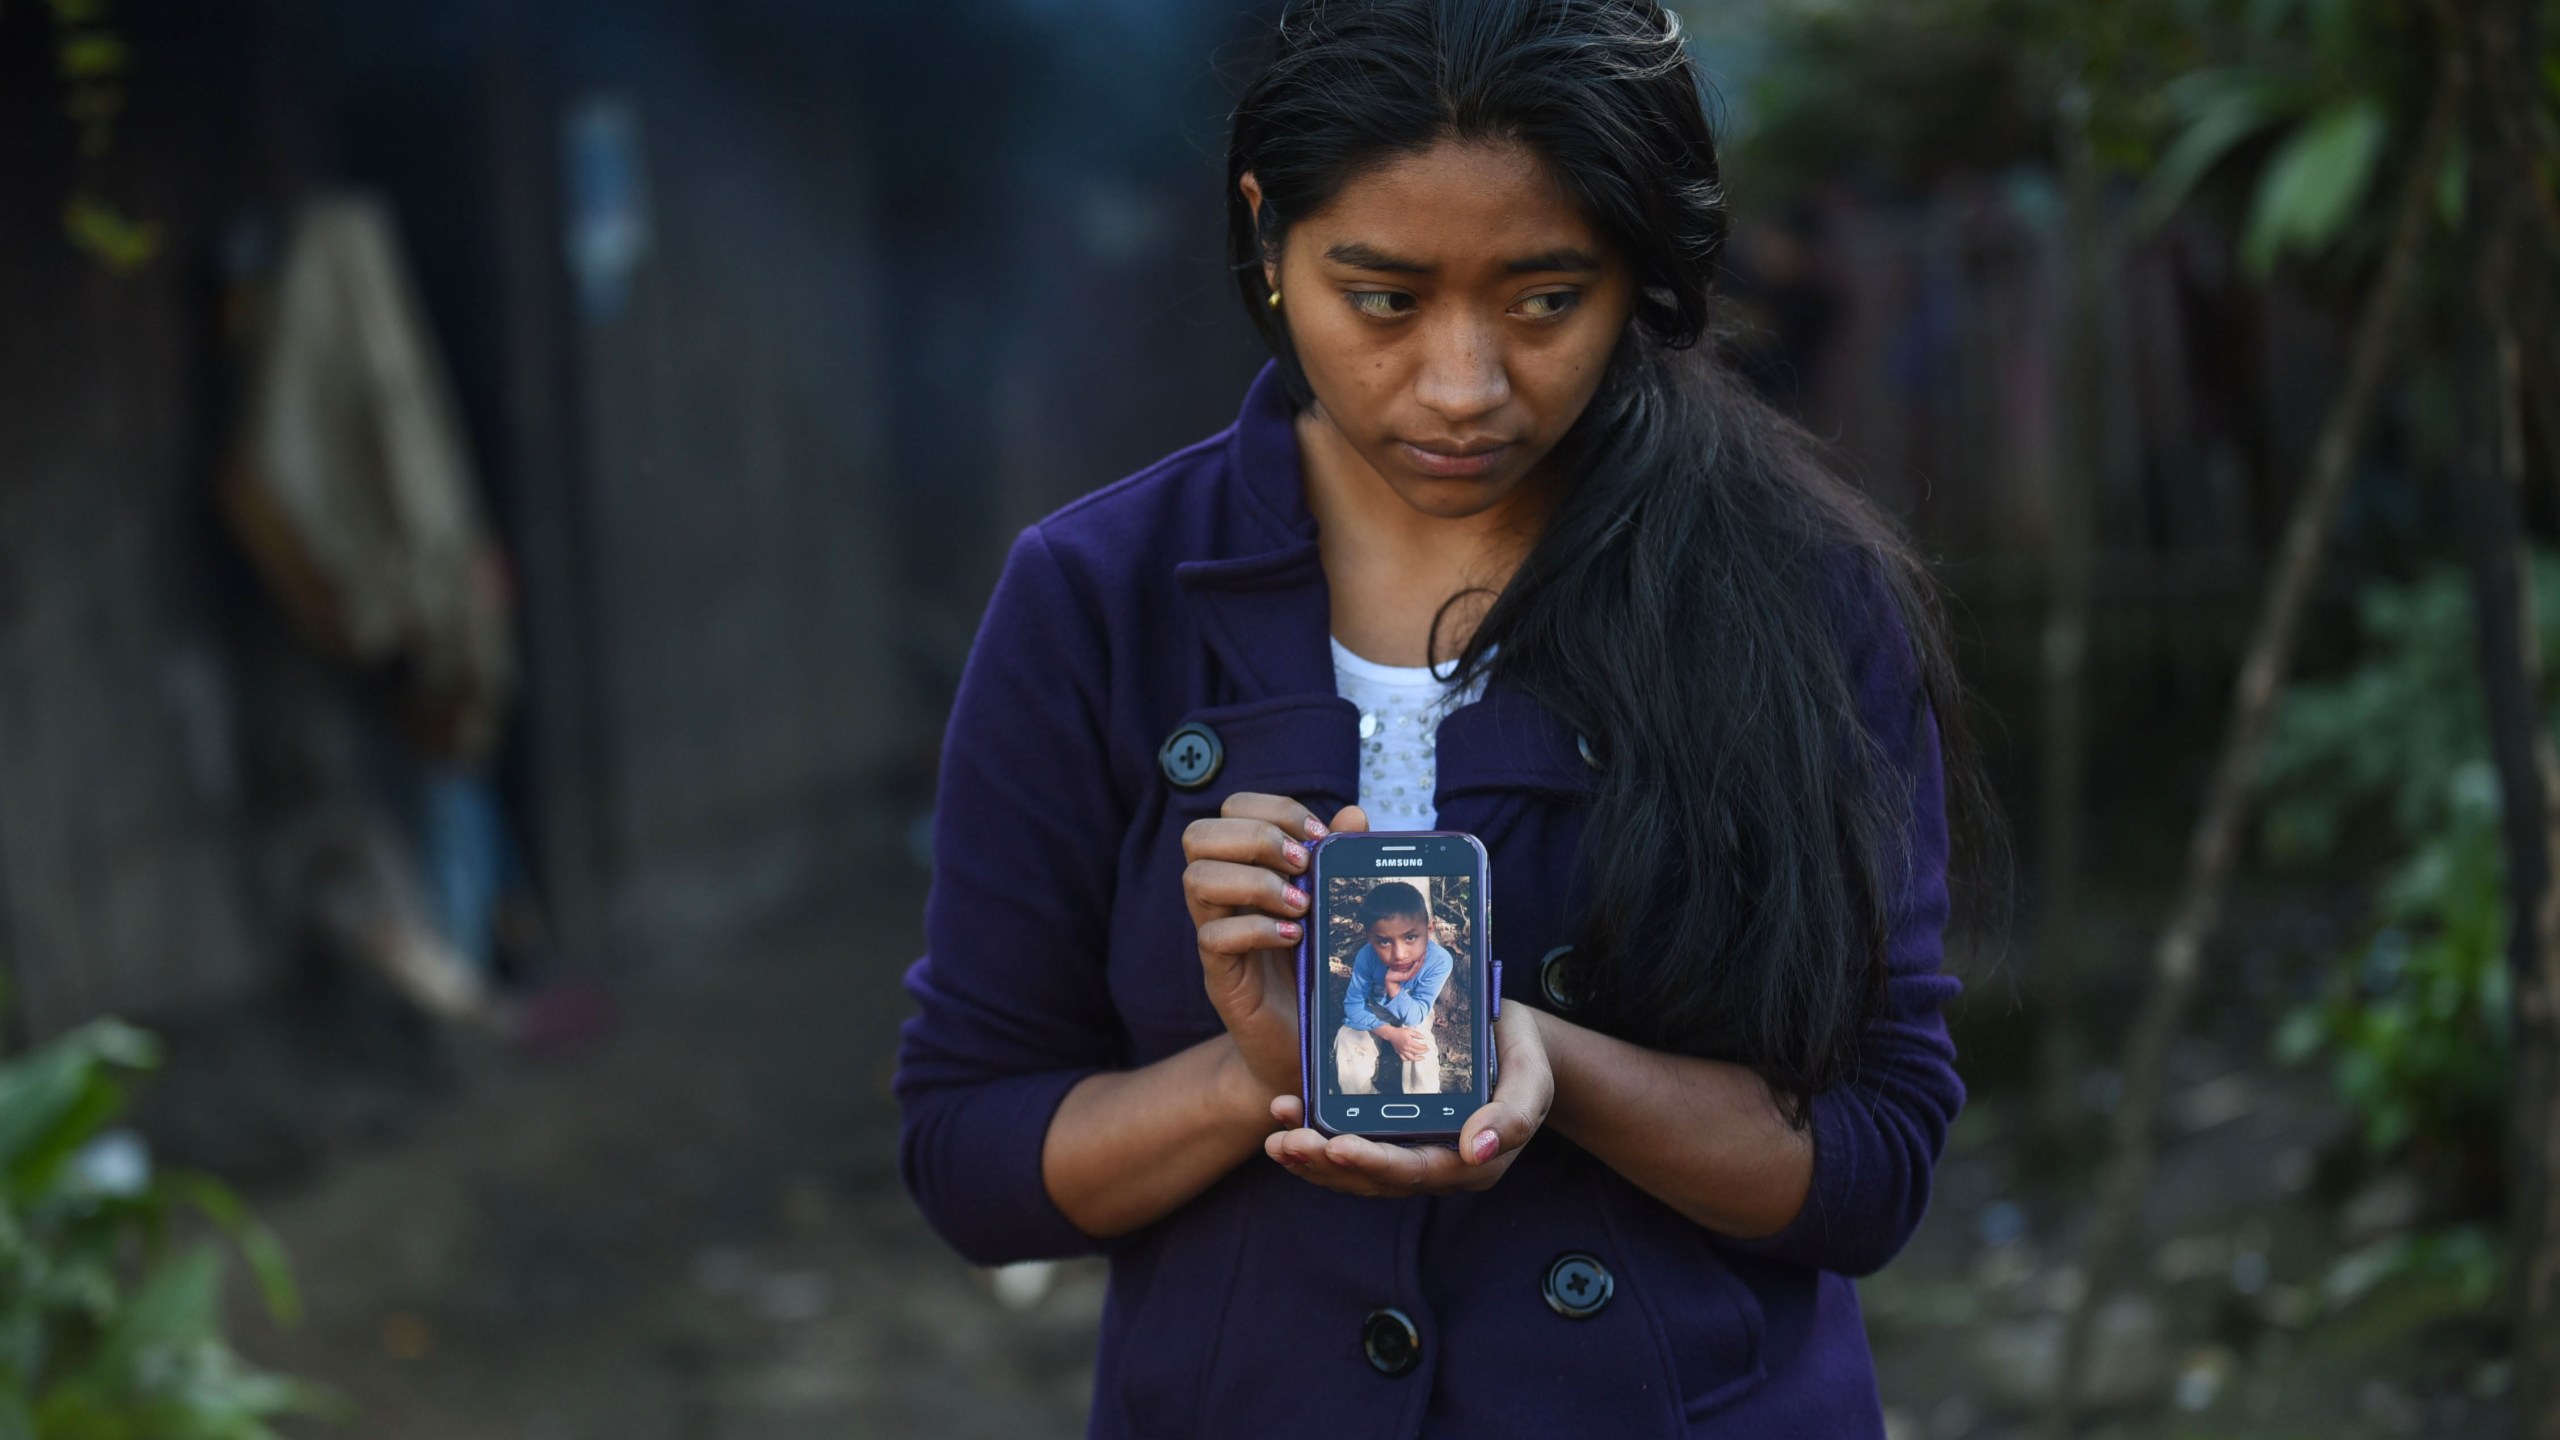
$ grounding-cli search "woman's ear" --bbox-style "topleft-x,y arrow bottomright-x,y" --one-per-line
1239,170 -> 1278,292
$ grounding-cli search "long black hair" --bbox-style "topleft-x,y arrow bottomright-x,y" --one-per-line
1227,0 -> 2005,1123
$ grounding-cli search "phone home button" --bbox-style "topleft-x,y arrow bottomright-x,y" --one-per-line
1379,1103 -> 1421,1119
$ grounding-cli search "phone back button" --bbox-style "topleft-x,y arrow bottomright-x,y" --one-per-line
1380,1103 -> 1420,1118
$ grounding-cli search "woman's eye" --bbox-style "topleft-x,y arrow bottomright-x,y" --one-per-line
1346,291 -> 1413,319
1517,291 -> 1581,320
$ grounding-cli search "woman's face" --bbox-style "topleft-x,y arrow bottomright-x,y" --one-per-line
1245,138 -> 1637,522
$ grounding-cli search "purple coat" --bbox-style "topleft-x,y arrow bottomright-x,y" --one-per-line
896,360 -> 1964,1438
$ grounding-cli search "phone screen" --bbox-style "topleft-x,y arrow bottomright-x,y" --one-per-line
1308,833 -> 1488,1138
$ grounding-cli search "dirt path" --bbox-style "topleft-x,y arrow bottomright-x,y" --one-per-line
233,878 -> 1105,1440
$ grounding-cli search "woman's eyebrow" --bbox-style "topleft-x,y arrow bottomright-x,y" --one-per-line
1320,240 -> 1603,276
1324,241 -> 1431,274
1503,246 -> 1602,275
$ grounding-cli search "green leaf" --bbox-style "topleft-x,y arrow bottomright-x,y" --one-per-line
2137,76 -> 2299,230
25,1243 -> 348,1438
2240,97 -> 2388,275
0,1020 -> 157,1184
156,1173 -> 301,1328
2273,1004 -> 2328,1064
60,196 -> 165,277
93,1244 -> 223,1361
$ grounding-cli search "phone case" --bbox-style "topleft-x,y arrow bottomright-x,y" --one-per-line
1295,830 -> 1498,1144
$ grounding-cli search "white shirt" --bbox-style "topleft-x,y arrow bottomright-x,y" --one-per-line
1330,637 -> 1491,831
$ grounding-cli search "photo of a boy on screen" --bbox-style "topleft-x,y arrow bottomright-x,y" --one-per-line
1328,879 -> 1454,1095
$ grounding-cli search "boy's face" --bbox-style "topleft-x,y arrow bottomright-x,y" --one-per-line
1367,913 -> 1429,979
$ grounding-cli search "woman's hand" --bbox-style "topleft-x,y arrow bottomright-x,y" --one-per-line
1265,1004 -> 1555,1196
1183,794 -> 1368,1105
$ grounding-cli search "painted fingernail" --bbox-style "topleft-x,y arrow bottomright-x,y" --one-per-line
1304,816 -> 1327,838
1277,921 -> 1301,940
1472,1131 -> 1500,1163
1282,840 -> 1306,868
1283,885 -> 1307,910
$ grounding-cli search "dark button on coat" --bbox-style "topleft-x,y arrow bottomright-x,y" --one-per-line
895,360 -> 1965,1439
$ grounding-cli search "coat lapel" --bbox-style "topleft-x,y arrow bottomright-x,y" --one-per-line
1435,676 -> 1600,803
1175,359 -> 1598,819
1168,364 -> 1361,810
1174,542 -> 1336,701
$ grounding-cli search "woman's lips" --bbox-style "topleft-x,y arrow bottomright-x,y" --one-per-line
1397,440 -> 1511,477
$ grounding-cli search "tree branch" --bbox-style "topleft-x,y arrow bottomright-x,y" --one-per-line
2041,65 -> 2457,1440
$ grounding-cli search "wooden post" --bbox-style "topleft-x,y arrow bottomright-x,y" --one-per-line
2443,0 -> 2560,1426
2035,69 -> 2101,1149
2458,281 -> 2560,1440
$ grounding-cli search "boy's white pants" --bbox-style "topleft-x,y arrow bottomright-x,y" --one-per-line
1334,1022 -> 1441,1095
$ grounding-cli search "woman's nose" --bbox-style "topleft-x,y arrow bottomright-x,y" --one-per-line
1410,313 -> 1510,424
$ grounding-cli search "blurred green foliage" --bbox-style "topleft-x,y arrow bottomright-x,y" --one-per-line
2126,0 -> 2439,272
2259,554 -> 2560,1157
1734,0 -> 2555,1164
0,996 -> 344,1437
1732,0 -> 2546,276
2319,1220 -> 2508,1322
46,1 -> 164,274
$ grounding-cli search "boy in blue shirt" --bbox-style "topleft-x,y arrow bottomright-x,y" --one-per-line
1332,881 -> 1452,1095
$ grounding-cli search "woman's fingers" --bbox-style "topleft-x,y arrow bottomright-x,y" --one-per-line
1181,858 -> 1309,926
1325,1134 -> 1435,1188
1180,812 -> 1315,929
1196,913 -> 1302,961
1459,1099 -> 1538,1166
1217,792 -> 1331,842
1181,815 -> 1311,873
1176,801 -> 1366,933
1265,1127 -> 1515,1195
1267,1130 -> 1419,1196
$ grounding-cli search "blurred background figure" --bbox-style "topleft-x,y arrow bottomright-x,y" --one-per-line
226,190 -> 538,1029
0,0 -> 2552,1437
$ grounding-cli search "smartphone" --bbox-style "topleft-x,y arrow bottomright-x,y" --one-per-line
1297,830 -> 1497,1143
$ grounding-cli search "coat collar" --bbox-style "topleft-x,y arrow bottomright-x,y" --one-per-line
1174,362 -> 1597,803
1227,358 -> 1319,550
1173,361 -> 1332,697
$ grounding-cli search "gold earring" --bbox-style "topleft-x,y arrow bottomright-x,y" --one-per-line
1267,287 -> 1282,309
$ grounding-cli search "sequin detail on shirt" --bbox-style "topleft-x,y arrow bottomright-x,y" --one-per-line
1331,637 -> 1490,832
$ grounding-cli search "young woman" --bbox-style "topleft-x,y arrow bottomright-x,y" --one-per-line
896,2 -> 1998,1434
